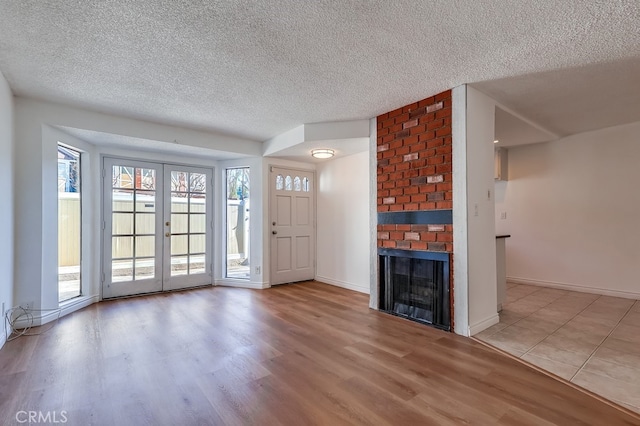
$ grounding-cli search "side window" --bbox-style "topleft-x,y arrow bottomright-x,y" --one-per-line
226,167 -> 250,279
58,143 -> 82,302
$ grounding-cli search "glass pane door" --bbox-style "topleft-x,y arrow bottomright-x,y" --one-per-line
103,159 -> 163,298
163,165 -> 212,291
103,159 -> 213,298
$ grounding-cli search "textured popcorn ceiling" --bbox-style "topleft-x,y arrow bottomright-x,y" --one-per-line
0,0 -> 639,142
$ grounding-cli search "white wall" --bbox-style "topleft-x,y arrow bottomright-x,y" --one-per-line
316,151 -> 370,293
0,71 -> 14,348
453,86 -> 499,336
498,121 -> 640,298
13,98 -> 261,321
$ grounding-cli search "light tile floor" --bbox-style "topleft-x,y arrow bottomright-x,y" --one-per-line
475,282 -> 640,414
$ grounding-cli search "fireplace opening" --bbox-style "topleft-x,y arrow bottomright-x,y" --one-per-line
379,249 -> 450,331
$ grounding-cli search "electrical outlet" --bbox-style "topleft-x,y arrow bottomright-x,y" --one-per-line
1,302 -> 4,318
255,266 -> 261,275
500,212 -> 507,220
21,301 -> 33,311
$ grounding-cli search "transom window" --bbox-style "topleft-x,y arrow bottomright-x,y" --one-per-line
275,174 -> 310,192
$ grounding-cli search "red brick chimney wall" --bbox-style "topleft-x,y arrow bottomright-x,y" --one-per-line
376,89 -> 454,327
376,90 -> 453,251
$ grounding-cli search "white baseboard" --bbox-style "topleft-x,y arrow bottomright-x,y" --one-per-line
215,279 -> 270,290
315,275 -> 370,294
508,276 -> 640,300
468,313 -> 500,337
13,294 -> 99,329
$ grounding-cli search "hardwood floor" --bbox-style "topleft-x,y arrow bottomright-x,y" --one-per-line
1,281 -> 639,425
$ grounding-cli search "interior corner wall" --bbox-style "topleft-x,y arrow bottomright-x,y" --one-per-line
316,151 -> 370,294
464,86 -> 499,336
499,120 -> 640,298
0,71 -> 14,347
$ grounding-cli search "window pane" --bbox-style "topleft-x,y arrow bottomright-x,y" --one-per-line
113,189 -> 134,212
190,214 -> 206,233
113,166 -> 134,189
171,256 -> 189,276
285,175 -> 292,191
302,177 -> 309,192
190,194 -> 206,213
135,236 -> 155,258
112,213 -> 133,235
190,234 -> 206,254
112,237 -> 133,258
136,168 -> 156,190
294,176 -> 301,191
171,171 -> 189,192
189,255 -> 205,275
58,144 -> 82,302
171,235 -> 188,255
226,167 -> 250,279
171,192 -> 189,212
135,258 -> 154,280
190,173 -> 206,193
112,259 -> 133,282
172,213 -> 188,234
135,213 -> 155,235
276,174 -> 284,190
136,191 -> 156,212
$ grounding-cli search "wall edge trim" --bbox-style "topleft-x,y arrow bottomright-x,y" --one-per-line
507,277 -> 640,300
468,313 -> 500,336
316,275 -> 370,294
215,279 -> 270,289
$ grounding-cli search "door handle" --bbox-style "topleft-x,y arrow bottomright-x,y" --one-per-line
272,230 -> 277,235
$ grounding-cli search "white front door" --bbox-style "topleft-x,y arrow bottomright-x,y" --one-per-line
102,158 -> 212,298
270,167 -> 315,285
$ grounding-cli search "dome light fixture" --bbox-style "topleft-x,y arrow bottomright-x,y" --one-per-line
311,149 -> 334,159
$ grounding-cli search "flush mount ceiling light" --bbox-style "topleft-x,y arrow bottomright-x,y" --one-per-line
311,149 -> 334,159
494,139 -> 499,144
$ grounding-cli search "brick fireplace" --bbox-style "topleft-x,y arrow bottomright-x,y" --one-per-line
376,89 -> 454,330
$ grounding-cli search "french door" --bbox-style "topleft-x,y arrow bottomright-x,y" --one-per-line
103,158 -> 212,298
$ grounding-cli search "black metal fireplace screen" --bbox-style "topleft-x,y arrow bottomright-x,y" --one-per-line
379,249 -> 450,331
